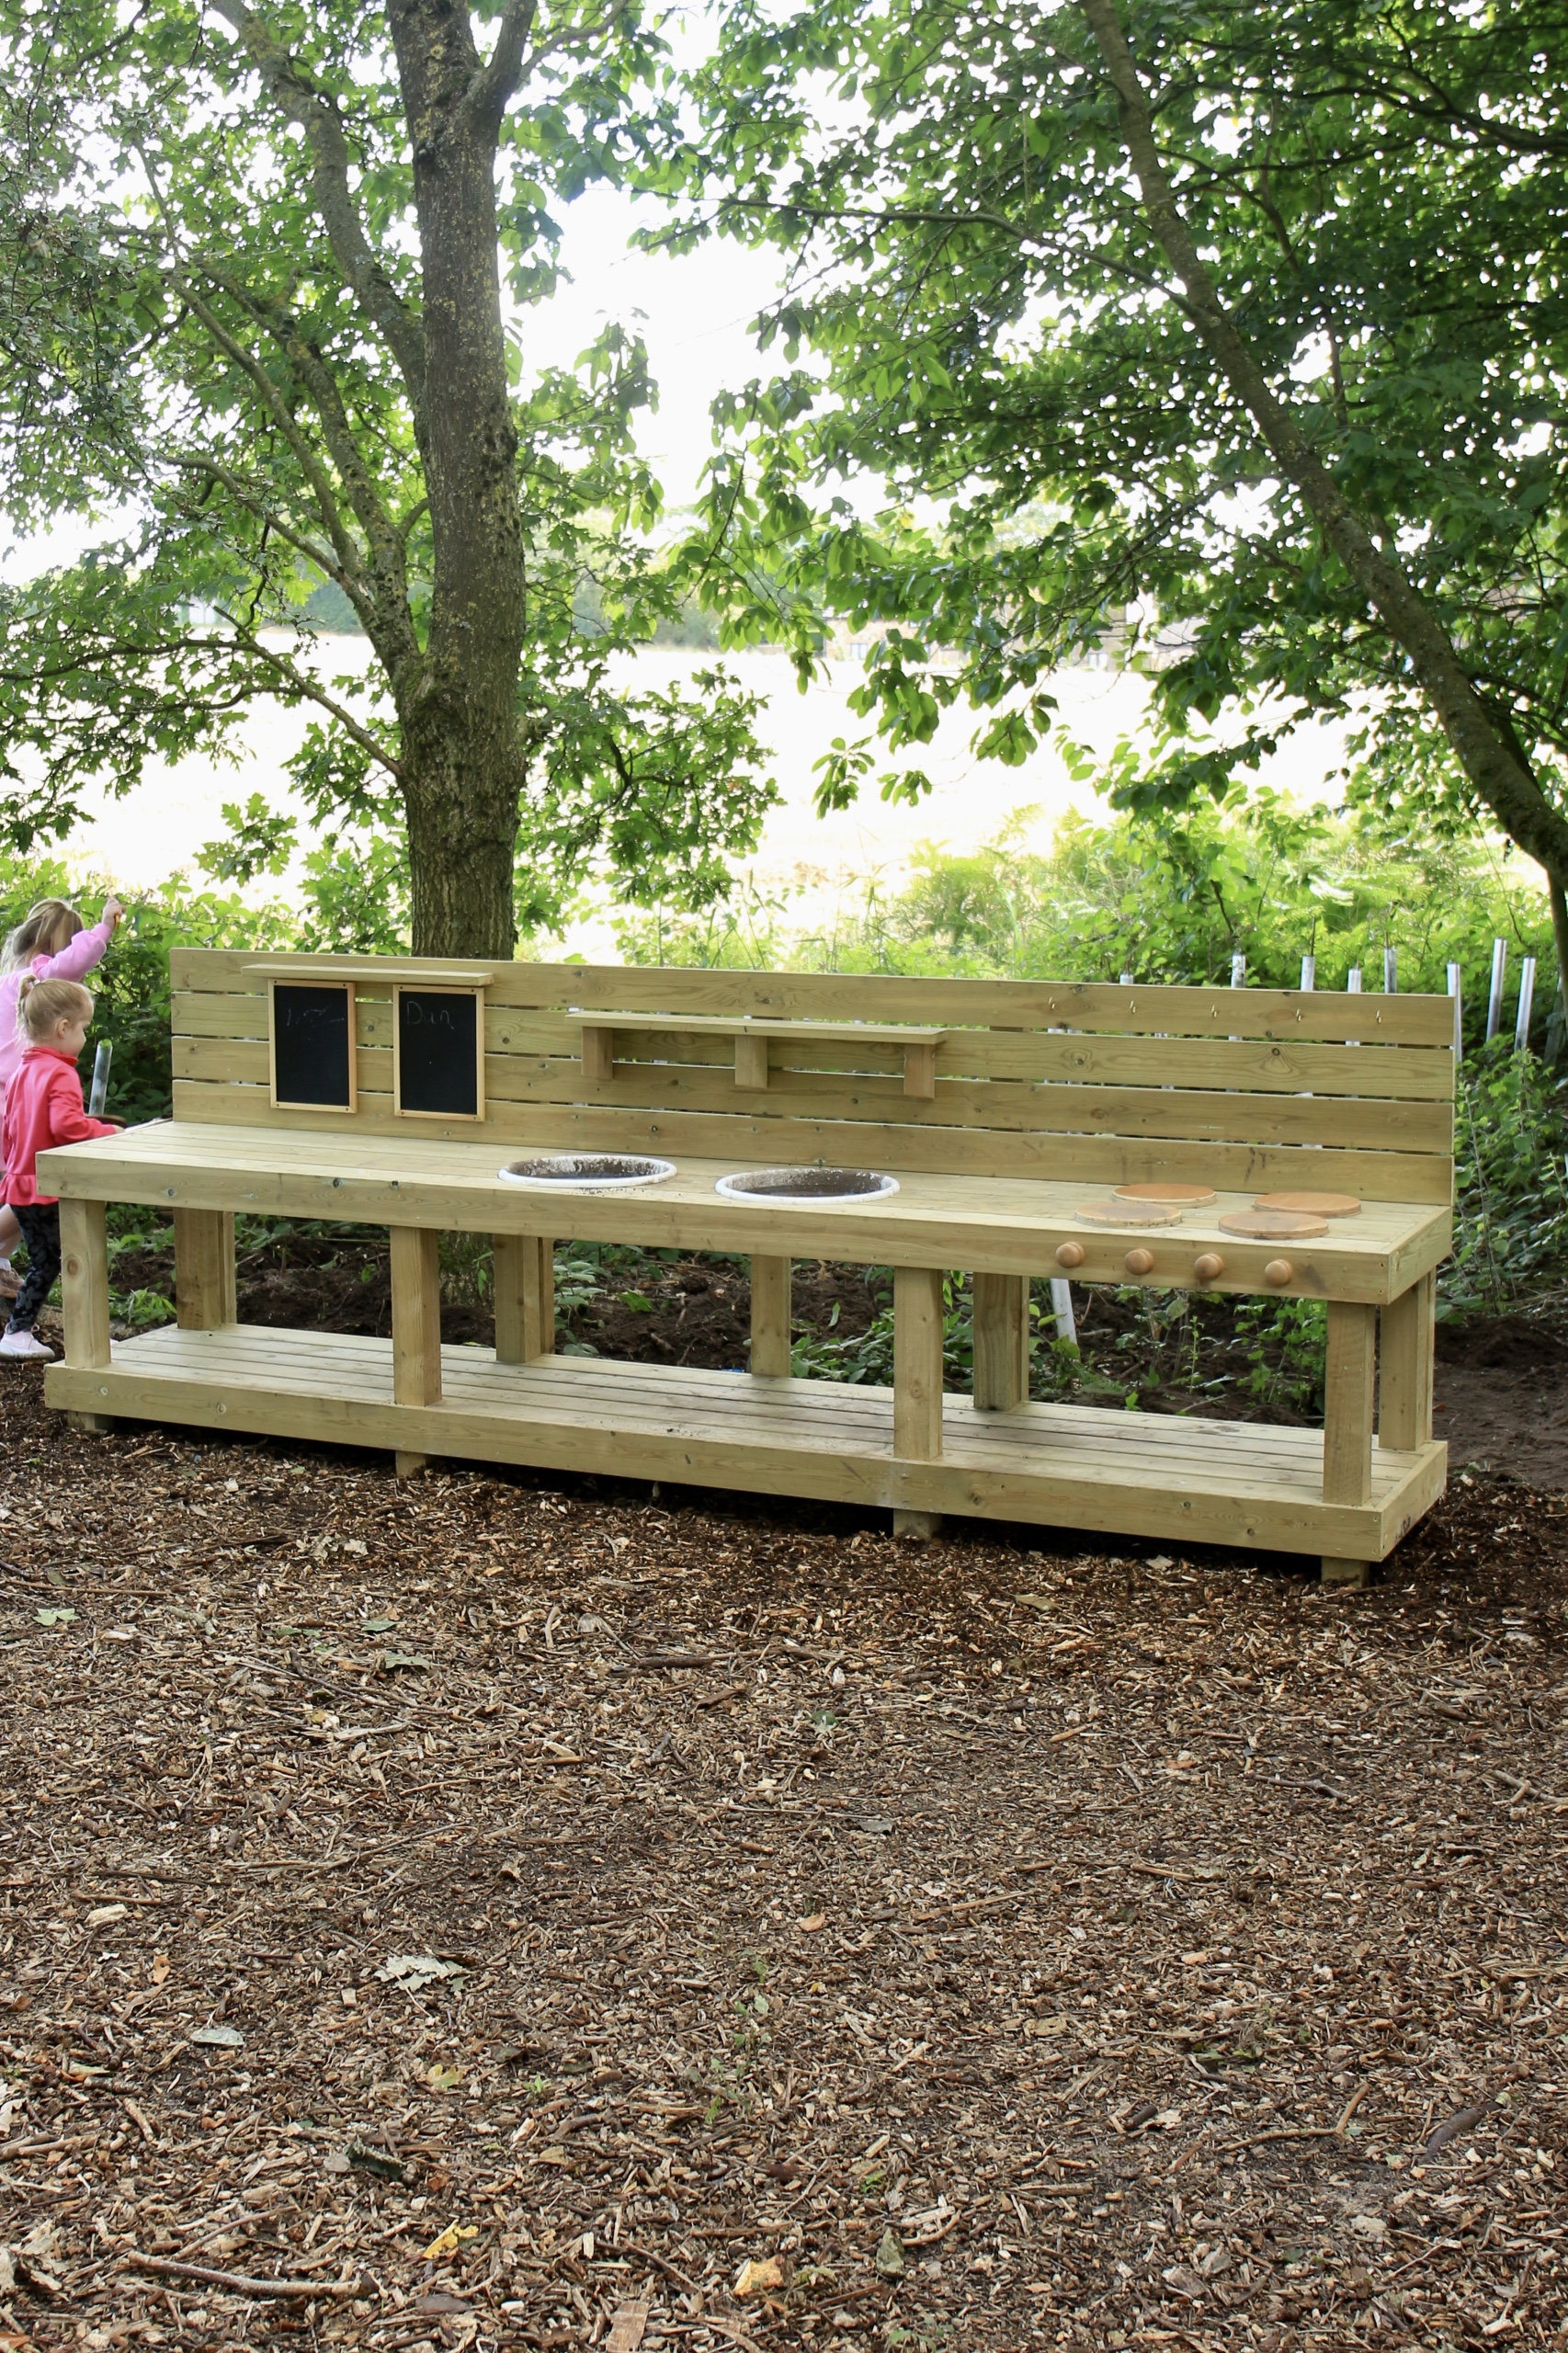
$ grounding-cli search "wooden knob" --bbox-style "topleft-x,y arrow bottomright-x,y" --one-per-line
1055,1242 -> 1085,1269
1124,1246 -> 1155,1277
1264,1257 -> 1294,1288
1192,1252 -> 1225,1284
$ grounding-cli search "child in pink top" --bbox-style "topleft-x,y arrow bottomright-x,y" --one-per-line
0,896 -> 121,1286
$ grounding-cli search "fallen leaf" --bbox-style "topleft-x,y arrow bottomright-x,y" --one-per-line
422,2221 -> 479,2262
1025,2014 -> 1072,2037
733,2256 -> 784,2298
34,1608 -> 75,1628
380,1648 -> 430,1673
425,2063 -> 465,2091
151,1953 -> 171,1985
875,2227 -> 905,2277
415,2291 -> 471,2315
85,1904 -> 128,1927
798,1913 -> 826,1932
188,2024 -> 244,2049
375,1952 -> 464,1993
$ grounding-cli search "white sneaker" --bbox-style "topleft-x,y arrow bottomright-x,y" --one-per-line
0,1330 -> 53,1360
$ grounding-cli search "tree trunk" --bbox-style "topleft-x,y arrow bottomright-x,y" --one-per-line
1081,0 -> 1568,1015
386,0 -> 528,960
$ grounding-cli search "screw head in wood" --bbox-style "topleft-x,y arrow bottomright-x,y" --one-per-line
1192,1252 -> 1225,1284
1264,1257 -> 1294,1288
1055,1242 -> 1085,1268
1123,1246 -> 1155,1277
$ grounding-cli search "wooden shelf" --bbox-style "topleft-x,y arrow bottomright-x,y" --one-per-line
244,961 -> 496,986
49,1323 -> 1444,1563
565,1011 -> 949,1099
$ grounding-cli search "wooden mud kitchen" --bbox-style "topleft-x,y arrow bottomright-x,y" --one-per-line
42,953 -> 1455,1584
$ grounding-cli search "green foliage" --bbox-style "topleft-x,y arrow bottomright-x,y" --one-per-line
1449,1044 -> 1568,1315
648,0 -> 1568,873
0,0 -> 773,942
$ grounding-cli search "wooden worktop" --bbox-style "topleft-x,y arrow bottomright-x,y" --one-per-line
41,1120 -> 1450,1303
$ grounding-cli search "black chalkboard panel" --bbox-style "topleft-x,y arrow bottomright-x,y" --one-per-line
393,986 -> 485,1120
269,981 -> 356,1111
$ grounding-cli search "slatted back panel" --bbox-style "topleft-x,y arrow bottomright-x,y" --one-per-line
168,953 -> 1457,1204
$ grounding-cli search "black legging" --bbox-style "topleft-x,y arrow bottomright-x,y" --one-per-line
8,1203 -> 62,1335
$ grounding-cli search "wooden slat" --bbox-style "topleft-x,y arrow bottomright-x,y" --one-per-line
1380,1271 -> 1435,1450
171,1033 -> 1451,1155
168,1077 -> 1455,1204
47,1321 -> 1447,1558
972,1273 -> 1029,1411
1324,1300 -> 1377,1506
750,1256 -> 792,1379
494,1233 -> 553,1364
169,951 -> 1459,1047
390,1227 -> 441,1406
174,1209 -> 235,1329
894,1267 -> 945,1460
174,991 -> 1455,1102
60,1199 -> 110,1370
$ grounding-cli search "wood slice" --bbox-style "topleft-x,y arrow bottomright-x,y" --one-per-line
1253,1189 -> 1362,1218
1075,1199 -> 1183,1228
1219,1207 -> 1329,1240
1114,1181 -> 1218,1208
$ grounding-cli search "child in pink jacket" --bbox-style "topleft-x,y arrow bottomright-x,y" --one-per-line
0,896 -> 121,1288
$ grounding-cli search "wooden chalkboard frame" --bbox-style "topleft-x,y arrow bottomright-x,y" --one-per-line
392,983 -> 487,1122
267,979 -> 358,1113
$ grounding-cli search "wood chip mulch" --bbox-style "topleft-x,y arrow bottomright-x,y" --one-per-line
0,1375 -> 1564,2353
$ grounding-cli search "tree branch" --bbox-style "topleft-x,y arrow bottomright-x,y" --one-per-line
1078,0 -> 1568,905
463,0 -> 540,133
205,0 -> 427,422
208,611 -> 403,778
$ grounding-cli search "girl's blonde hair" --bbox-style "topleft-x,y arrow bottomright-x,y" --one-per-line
3,897 -> 84,972
17,977 -> 93,1044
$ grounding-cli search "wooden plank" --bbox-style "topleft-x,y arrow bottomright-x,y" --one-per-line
903,1040 -> 937,1101
972,1273 -> 1029,1411
581,1027 -> 614,1085
750,1255 -> 792,1378
173,1209 -> 236,1330
175,990 -> 1458,1103
172,1033 -> 1453,1154
245,961 -> 495,984
565,1012 -> 949,1044
1380,1270 -> 1435,1450
1324,1299 -> 1378,1506
168,950 -> 1460,1046
390,1226 -> 442,1406
168,1076 -> 1454,1203
894,1267 -> 945,1460
734,1032 -> 770,1092
59,1198 -> 109,1370
494,1233 -> 554,1364
46,1323 -> 1445,1557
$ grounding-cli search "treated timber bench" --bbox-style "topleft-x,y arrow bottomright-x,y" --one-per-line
41,952 -> 1455,1583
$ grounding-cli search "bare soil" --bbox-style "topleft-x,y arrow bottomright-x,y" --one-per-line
0,1371 -> 1564,2353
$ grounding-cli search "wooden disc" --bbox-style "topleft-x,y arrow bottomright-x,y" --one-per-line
1253,1189 -> 1361,1218
1219,1207 -> 1329,1240
1076,1199 -> 1183,1228
1114,1181 -> 1218,1208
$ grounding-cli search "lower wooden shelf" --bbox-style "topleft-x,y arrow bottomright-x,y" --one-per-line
48,1324 -> 1445,1563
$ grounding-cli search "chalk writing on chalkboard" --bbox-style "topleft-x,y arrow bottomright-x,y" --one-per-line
393,985 -> 485,1120
269,981 -> 356,1111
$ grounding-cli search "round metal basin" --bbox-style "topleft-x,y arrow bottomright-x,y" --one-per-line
714,1165 -> 899,1207
499,1154 -> 676,1193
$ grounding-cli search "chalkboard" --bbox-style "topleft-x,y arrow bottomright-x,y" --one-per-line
393,985 -> 485,1120
269,981 -> 356,1111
